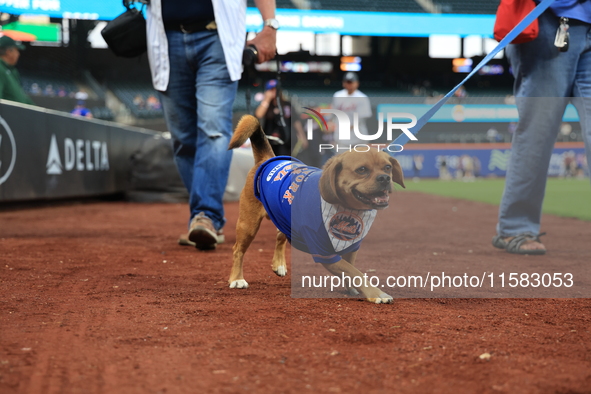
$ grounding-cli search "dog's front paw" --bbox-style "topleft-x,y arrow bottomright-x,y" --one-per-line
366,292 -> 393,304
229,279 -> 249,289
273,266 -> 287,277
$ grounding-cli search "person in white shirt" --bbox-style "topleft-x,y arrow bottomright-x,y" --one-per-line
331,72 -> 372,147
146,0 -> 277,250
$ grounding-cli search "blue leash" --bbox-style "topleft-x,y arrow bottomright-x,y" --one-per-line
388,0 -> 556,151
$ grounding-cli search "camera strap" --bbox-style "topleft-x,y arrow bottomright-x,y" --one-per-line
243,47 -> 255,115
124,0 -> 149,7
274,55 -> 287,132
242,52 -> 287,146
124,0 -> 148,9
245,72 -> 252,114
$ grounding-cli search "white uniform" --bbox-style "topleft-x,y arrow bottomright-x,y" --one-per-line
331,89 -> 372,145
146,0 -> 246,91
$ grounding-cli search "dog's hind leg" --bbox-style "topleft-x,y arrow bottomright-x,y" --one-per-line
229,203 -> 266,289
271,230 -> 288,277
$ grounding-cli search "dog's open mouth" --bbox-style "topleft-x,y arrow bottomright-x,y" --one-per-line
353,189 -> 390,208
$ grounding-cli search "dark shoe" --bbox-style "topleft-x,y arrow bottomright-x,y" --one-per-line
492,233 -> 546,255
178,228 -> 224,247
492,235 -> 508,249
186,213 -> 219,250
215,228 -> 225,244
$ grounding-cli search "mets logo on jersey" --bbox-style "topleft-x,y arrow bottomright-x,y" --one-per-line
328,212 -> 364,241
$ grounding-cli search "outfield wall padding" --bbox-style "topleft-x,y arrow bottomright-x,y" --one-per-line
0,100 -> 158,202
394,143 -> 587,179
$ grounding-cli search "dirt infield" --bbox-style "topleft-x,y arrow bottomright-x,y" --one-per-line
1,192 -> 590,393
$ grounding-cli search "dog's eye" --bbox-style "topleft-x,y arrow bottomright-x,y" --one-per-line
384,165 -> 392,171
355,166 -> 368,174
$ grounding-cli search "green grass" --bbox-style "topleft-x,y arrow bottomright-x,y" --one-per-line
405,178 -> 591,221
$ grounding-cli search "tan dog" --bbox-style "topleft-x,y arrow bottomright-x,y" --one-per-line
227,115 -> 405,303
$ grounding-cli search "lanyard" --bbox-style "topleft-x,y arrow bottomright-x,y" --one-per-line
388,0 -> 556,151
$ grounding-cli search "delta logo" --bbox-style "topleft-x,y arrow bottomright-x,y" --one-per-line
46,134 -> 109,175
0,116 -> 16,186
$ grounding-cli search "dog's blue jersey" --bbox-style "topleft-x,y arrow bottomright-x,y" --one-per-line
254,156 -> 300,242
254,156 -> 377,264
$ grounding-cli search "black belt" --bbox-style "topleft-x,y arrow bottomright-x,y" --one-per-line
163,20 -> 217,33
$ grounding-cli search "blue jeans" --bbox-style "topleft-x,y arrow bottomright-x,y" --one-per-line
498,10 -> 591,236
159,30 -> 238,231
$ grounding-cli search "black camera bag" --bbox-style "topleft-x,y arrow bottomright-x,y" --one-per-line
101,1 -> 147,58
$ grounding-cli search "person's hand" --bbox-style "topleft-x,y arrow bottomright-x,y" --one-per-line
246,26 -> 277,63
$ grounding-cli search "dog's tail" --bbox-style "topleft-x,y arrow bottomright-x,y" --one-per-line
229,115 -> 275,163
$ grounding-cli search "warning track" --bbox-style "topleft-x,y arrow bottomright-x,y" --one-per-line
1,193 -> 590,393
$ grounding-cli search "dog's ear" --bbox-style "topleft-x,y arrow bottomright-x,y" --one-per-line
389,157 -> 405,188
319,155 -> 343,204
